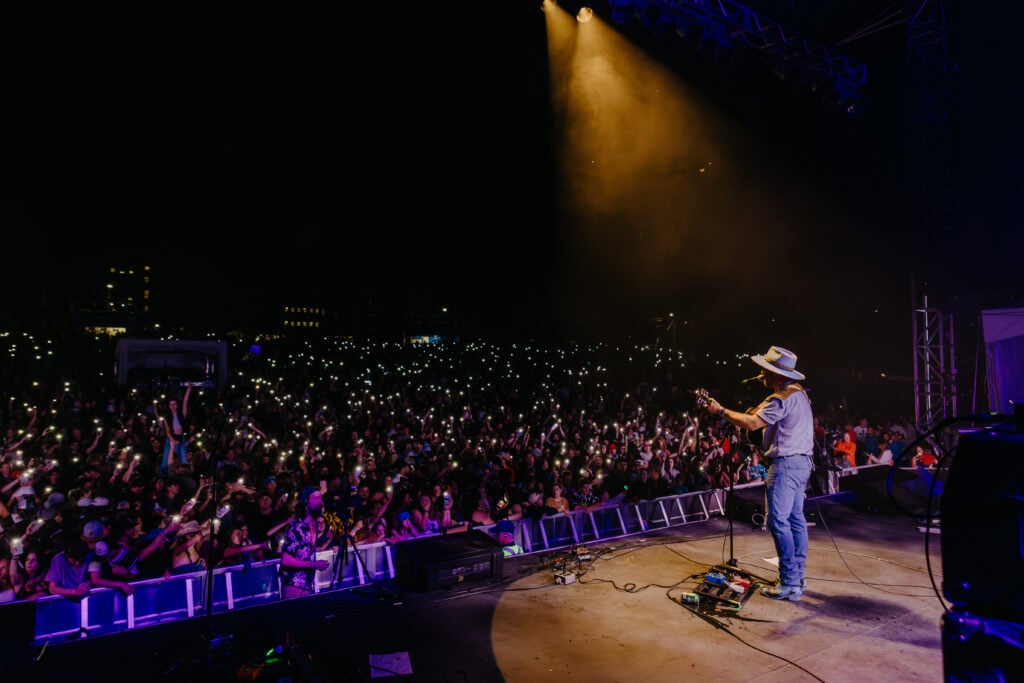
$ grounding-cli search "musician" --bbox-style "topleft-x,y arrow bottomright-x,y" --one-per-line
702,346 -> 814,602
278,486 -> 331,599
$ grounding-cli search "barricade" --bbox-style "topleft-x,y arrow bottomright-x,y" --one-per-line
17,486 -> 752,646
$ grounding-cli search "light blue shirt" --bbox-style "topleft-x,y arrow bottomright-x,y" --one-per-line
755,384 -> 814,458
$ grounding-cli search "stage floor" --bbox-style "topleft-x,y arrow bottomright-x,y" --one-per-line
6,497 -> 948,682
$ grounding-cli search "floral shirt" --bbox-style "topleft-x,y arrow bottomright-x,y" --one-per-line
571,489 -> 599,509
278,517 -> 320,592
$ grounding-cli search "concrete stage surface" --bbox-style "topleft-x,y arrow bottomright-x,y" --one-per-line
5,497 -> 950,682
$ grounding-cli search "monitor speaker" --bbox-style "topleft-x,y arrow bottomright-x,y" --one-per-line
395,530 -> 503,590
941,429 -> 1024,621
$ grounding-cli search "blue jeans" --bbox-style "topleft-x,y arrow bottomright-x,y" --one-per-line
764,455 -> 812,588
159,436 -> 188,476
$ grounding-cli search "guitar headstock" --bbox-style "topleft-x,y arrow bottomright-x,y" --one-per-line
694,388 -> 709,409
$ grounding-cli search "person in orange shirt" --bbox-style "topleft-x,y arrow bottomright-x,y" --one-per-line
833,432 -> 857,469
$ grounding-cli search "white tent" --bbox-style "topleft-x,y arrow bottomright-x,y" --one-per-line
980,307 -> 1024,413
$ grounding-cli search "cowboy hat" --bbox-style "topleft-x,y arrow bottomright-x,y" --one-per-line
751,346 -> 805,381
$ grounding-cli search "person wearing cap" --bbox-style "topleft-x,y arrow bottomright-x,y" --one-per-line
384,510 -> 420,544
262,475 -> 279,499
494,520 -> 524,557
87,538 -> 135,596
702,345 -> 814,602
278,486 -> 330,600
81,519 -> 108,550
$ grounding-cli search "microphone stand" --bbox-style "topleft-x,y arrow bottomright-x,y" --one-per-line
199,409 -> 234,669
703,397 -> 772,598
725,467 -> 739,568
201,473 -> 224,668
165,406 -> 232,678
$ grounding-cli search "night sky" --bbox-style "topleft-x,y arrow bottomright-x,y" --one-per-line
3,2 -> 1021,406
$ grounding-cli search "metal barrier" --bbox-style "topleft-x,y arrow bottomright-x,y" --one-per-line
16,486 -> 750,646
515,487 -> 729,552
28,545 -> 388,645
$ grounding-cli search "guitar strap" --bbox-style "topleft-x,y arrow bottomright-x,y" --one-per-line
768,383 -> 807,404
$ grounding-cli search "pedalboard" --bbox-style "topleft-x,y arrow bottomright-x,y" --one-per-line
693,564 -> 771,612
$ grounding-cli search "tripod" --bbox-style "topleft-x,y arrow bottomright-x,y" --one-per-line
327,512 -> 371,592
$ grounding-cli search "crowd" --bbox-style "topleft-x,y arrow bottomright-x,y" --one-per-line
0,334 -> 919,603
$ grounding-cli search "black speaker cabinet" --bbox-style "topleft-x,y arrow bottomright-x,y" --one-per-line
395,530 -> 503,590
838,464 -> 945,517
727,487 -> 765,527
941,429 -> 1024,621
942,611 -> 1024,682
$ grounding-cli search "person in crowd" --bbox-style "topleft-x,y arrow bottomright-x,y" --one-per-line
153,477 -> 184,519
10,547 -> 50,601
494,519 -> 524,557
862,425 -> 880,462
107,515 -> 156,580
134,518 -> 182,580
833,431 -> 857,470
571,480 -> 600,510
218,517 -> 269,568
313,513 -> 337,552
347,516 -> 381,545
245,490 -> 291,554
88,539 -> 135,596
158,384 -> 192,477
80,518 -> 108,554
889,431 -> 907,463
0,556 -> 15,603
603,458 -> 631,498
809,434 -> 832,497
470,491 -> 496,525
545,483 -> 571,515
913,445 -> 938,467
278,487 -> 331,599
703,345 -> 814,602
45,538 -> 92,599
384,510 -> 420,544
747,451 -> 767,482
868,441 -> 894,466
433,488 -> 468,533
170,520 -> 211,575
409,492 -> 439,535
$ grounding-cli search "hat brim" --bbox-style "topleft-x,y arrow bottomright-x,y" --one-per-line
751,354 -> 805,380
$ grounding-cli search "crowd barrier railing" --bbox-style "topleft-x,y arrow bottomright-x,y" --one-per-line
17,483 -> 766,646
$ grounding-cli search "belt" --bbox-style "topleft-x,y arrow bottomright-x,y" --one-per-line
768,453 -> 810,461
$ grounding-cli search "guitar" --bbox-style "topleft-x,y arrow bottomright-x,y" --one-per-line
694,388 -> 761,447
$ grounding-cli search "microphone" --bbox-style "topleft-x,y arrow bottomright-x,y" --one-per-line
741,374 -> 764,384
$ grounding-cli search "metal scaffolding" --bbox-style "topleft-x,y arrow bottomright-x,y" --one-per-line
913,296 -> 957,444
600,0 -> 869,112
